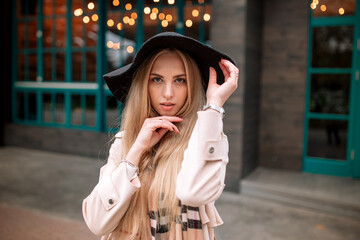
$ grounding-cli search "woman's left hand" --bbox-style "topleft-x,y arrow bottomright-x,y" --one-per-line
206,59 -> 239,107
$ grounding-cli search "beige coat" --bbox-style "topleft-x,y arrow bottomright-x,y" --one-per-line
82,111 -> 229,239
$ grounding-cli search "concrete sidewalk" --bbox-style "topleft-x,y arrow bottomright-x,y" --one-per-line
0,146 -> 359,240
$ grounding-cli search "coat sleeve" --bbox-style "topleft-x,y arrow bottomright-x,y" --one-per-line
176,110 -> 229,206
82,133 -> 140,236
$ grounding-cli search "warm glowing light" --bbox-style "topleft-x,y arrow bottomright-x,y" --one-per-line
198,0 -> 204,3
168,0 -> 175,4
88,2 -> 95,10
154,0 -> 160,2
185,19 -> 192,27
113,0 -> 119,6
91,14 -> 98,21
310,3 -> 316,9
159,13 -> 165,20
123,16 -> 130,24
74,8 -> 83,16
339,8 -> 345,15
129,18 -> 135,25
107,41 -> 114,48
192,9 -> 199,17
150,13 -> 157,20
161,20 -> 168,27
83,16 -> 90,23
117,23 -> 123,30
203,13 -> 211,21
107,19 -> 114,27
127,46 -> 134,53
313,0 -> 319,5
320,5 -> 326,11
152,8 -> 159,14
166,14 -> 173,22
131,12 -> 138,19
125,3 -> 132,11
144,7 -> 151,14
113,42 -> 120,50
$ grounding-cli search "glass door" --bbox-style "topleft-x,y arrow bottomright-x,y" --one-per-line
304,0 -> 360,177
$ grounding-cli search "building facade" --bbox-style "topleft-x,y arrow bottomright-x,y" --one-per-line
1,0 -> 359,192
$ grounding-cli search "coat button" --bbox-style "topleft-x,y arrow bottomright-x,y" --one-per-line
108,199 -> 114,205
209,146 -> 215,154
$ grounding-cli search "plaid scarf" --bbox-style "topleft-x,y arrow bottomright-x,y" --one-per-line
149,201 -> 204,240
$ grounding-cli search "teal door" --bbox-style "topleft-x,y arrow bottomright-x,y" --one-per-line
304,0 -> 360,178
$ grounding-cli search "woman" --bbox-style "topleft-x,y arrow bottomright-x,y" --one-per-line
83,32 -> 238,240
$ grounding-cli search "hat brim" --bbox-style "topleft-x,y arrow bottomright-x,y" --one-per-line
103,32 -> 236,103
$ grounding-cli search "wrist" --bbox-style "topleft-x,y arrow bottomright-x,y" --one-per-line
202,103 -> 225,117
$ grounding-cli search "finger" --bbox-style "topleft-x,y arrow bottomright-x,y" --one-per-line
155,128 -> 169,138
155,120 -> 179,133
154,116 -> 183,123
221,59 -> 238,81
208,67 -> 217,85
219,61 -> 230,80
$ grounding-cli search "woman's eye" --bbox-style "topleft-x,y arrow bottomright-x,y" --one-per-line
176,78 -> 186,84
152,77 -> 162,83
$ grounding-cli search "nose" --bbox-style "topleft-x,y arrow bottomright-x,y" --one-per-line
163,82 -> 174,99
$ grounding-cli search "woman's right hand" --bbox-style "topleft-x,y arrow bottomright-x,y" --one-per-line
125,116 -> 183,166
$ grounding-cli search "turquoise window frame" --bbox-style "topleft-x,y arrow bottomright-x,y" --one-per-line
303,0 -> 360,177
12,0 -> 211,134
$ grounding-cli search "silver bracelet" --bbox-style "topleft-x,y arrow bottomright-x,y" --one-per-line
120,158 -> 139,175
202,104 -> 225,118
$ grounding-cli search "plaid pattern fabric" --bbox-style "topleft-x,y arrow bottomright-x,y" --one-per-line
149,201 -> 204,240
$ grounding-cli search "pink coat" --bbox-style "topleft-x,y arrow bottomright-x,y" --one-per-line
82,111 -> 229,239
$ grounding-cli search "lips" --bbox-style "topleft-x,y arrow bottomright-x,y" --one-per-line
160,103 -> 175,111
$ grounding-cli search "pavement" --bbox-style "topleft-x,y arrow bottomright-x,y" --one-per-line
0,146 -> 360,240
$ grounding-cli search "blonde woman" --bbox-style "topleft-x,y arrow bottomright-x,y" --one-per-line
83,32 -> 238,240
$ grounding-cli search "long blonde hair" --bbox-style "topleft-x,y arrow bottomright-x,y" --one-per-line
110,49 -> 205,239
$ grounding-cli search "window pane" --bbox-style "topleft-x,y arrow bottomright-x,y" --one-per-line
72,52 -> 82,81
86,52 -> 97,82
56,0 -> 66,15
85,95 -> 96,126
28,21 -> 38,49
312,26 -> 353,68
28,93 -> 37,120
44,53 -> 52,81
43,93 -> 52,122
18,55 -> 25,80
56,52 -> 65,81
71,94 -> 82,125
43,19 -> 53,48
55,94 -> 65,124
307,119 -> 347,160
44,0 -> 54,16
310,74 -> 350,114
16,92 -> 25,120
29,54 -> 37,81
17,0 -> 39,17
311,0 -> 356,17
18,22 -> 25,49
56,18 -> 66,48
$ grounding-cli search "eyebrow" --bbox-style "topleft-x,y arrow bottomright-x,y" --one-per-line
150,73 -> 187,78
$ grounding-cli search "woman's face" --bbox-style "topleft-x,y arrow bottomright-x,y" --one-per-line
148,52 -> 188,116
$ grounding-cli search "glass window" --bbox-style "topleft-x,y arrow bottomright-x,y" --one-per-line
312,26 -> 353,68
310,74 -> 350,114
307,119 -> 348,160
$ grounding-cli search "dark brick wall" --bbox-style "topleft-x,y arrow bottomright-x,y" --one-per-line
259,0 -> 308,170
242,0 -> 264,178
4,124 -> 112,161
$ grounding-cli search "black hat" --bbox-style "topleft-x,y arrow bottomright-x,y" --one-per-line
103,32 -> 236,103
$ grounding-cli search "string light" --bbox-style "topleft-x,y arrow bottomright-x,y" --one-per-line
161,20 -> 168,27
154,0 -> 160,2
320,5 -> 326,12
107,19 -> 114,27
192,9 -> 199,17
127,46 -> 134,53
159,13 -> 165,20
129,18 -> 135,25
113,0 -> 119,7
203,13 -> 211,21
107,41 -> 114,48
152,8 -> 159,14
144,7 -> 151,14
310,3 -> 316,9
166,14 -> 173,22
168,0 -> 175,5
91,14 -> 98,21
123,16 -> 130,24
83,16 -> 90,23
74,8 -> 83,16
88,2 -> 95,10
339,7 -> 345,15
117,23 -> 123,30
125,3 -> 132,11
185,19 -> 192,27
131,12 -> 138,19
150,13 -> 157,20
313,0 -> 319,5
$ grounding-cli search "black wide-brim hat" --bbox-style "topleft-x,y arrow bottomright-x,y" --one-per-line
103,32 -> 236,103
